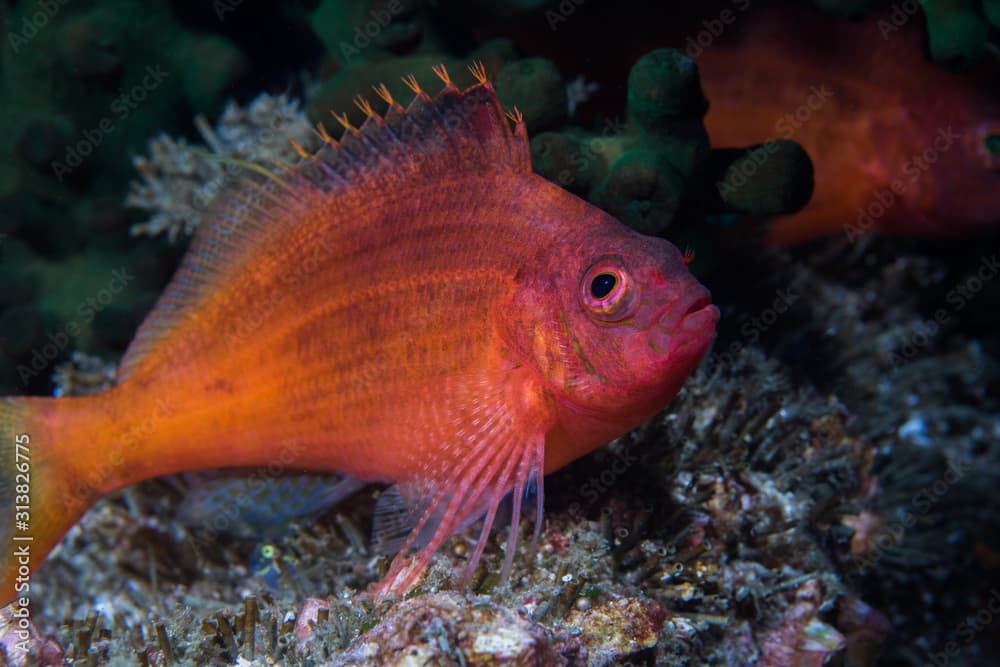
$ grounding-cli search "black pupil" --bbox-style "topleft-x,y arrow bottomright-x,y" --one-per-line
590,273 -> 617,299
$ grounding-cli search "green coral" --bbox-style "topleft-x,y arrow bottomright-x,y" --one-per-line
532,48 -> 812,242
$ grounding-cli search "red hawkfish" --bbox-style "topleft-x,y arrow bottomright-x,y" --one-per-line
695,3 -> 1000,245
0,65 -> 718,604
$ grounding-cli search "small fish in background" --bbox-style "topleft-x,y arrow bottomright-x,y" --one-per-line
695,1 -> 1000,245
175,473 -> 337,593
250,543 -> 296,591
0,64 -> 718,602
173,470 -> 365,538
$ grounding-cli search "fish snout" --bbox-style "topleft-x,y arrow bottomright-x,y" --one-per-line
647,286 -> 718,359
664,285 -> 716,328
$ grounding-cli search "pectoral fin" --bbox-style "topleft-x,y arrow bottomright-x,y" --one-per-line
372,371 -> 553,596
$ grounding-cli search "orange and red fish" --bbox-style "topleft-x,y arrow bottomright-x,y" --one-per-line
694,2 -> 1000,245
0,65 -> 718,604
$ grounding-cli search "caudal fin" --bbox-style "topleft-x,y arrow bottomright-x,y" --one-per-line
0,397 -> 100,606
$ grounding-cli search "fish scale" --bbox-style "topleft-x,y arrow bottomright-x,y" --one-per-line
0,68 -> 718,602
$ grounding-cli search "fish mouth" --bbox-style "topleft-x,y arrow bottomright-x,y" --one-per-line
680,300 -> 720,333
681,293 -> 713,319
664,287 -> 715,326
648,289 -> 719,356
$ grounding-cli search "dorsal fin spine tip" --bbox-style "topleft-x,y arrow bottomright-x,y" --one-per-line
288,139 -> 310,159
332,111 -> 352,131
431,63 -> 451,86
504,107 -> 525,126
354,95 -> 376,119
402,74 -> 421,95
315,122 -> 336,146
468,61 -> 488,85
372,82 -> 394,106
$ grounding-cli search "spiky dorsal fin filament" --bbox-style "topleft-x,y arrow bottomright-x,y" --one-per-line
468,61 -> 488,85
288,139 -> 310,159
373,83 -> 393,105
431,63 -> 452,87
314,122 -> 336,147
373,82 -> 405,125
401,74 -> 422,96
505,106 -> 529,145
331,111 -> 353,131
355,96 -> 377,119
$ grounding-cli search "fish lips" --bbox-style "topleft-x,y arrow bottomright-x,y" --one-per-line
647,288 -> 719,362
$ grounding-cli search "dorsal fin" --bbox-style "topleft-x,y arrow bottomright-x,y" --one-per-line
118,66 -> 530,382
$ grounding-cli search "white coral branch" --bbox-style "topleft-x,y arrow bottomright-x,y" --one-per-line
126,93 -> 319,242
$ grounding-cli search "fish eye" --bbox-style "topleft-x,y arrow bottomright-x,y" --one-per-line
582,259 -> 635,322
590,273 -> 617,299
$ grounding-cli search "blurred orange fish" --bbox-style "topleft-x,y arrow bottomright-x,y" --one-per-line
696,3 -> 1000,245
0,65 -> 718,604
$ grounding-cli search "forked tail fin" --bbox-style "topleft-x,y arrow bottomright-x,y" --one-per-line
0,396 -> 102,607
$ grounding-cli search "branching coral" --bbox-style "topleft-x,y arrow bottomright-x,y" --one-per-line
126,94 -> 319,242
